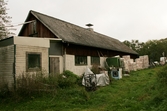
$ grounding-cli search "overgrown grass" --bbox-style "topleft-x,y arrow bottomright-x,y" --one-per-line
0,66 -> 167,111
152,65 -> 167,111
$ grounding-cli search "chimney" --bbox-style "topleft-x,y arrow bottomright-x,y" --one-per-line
86,23 -> 93,31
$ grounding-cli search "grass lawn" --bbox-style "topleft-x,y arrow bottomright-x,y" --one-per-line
0,66 -> 165,111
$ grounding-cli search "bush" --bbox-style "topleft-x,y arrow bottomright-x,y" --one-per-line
57,70 -> 80,88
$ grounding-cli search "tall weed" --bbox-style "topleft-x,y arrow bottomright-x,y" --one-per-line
0,70 -> 82,102
16,71 -> 52,98
0,78 -> 10,99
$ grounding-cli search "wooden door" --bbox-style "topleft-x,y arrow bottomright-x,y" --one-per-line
49,57 -> 60,76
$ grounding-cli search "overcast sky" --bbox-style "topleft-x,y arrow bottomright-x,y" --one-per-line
7,0 -> 167,42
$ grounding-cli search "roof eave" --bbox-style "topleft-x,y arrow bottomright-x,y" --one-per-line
63,41 -> 138,55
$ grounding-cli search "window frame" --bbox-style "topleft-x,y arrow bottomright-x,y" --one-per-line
91,56 -> 100,65
75,55 -> 87,65
26,52 -> 42,72
29,21 -> 37,37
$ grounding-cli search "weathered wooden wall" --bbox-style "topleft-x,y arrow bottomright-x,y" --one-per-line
19,15 -> 56,38
65,44 -> 137,58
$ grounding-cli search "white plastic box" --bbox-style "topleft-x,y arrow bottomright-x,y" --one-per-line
111,68 -> 122,79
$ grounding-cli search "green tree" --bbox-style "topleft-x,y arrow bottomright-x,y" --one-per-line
138,39 -> 167,62
123,40 -> 144,53
124,38 -> 167,62
0,0 -> 14,39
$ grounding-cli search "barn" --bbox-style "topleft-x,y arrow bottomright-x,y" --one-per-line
0,10 -> 138,87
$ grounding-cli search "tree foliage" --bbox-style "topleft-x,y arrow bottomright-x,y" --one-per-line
123,40 -> 144,52
123,38 -> 167,62
0,0 -> 14,39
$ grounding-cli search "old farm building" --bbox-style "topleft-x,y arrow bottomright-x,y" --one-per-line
0,10 -> 138,86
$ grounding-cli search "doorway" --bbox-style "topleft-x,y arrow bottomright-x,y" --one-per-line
49,57 -> 60,76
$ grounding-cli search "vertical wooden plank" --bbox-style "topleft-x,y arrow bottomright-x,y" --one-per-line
49,57 -> 60,76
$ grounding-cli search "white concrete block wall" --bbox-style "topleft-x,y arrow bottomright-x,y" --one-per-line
0,45 -> 14,87
15,45 -> 49,77
143,55 -> 149,68
65,55 -> 107,76
122,56 -> 132,72
100,57 -> 107,68
122,55 -> 149,71
65,55 -> 89,76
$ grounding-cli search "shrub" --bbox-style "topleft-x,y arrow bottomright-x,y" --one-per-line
57,70 -> 80,88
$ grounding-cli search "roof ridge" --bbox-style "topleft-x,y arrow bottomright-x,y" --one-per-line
19,10 -> 138,55
30,10 -> 87,30
30,10 -> 119,41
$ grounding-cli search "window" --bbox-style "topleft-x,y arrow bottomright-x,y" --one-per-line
75,55 -> 87,65
91,56 -> 100,65
29,20 -> 37,37
32,21 -> 37,34
26,52 -> 41,71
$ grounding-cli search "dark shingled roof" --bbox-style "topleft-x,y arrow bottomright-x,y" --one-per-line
25,10 -> 138,55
